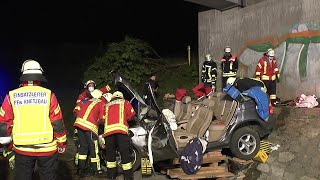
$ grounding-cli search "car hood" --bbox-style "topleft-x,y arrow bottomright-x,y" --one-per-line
112,72 -> 147,106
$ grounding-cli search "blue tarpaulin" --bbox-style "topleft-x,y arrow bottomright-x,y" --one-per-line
224,84 -> 269,121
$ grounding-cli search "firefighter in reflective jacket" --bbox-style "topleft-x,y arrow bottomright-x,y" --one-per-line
193,54 -> 217,100
102,91 -> 136,180
74,80 -> 111,112
221,46 -> 238,88
73,89 -> 105,176
0,59 -> 67,180
255,48 -> 280,105
202,54 -> 217,93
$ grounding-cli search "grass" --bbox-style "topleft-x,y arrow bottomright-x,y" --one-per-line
154,56 -> 199,106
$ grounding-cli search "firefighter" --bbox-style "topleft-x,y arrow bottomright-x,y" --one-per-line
193,54 -> 217,100
0,59 -> 67,180
74,80 -> 111,112
201,54 -> 217,94
143,73 -> 159,106
102,91 -> 136,180
255,48 -> 280,105
221,46 -> 238,88
73,89 -> 106,176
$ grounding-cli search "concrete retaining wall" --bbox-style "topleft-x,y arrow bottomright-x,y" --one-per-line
198,0 -> 320,99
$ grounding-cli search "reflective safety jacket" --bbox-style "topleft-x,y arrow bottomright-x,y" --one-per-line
102,99 -> 136,137
201,60 -> 217,84
74,85 -> 111,112
0,84 -> 67,156
255,56 -> 280,81
221,55 -> 238,77
74,98 -> 105,136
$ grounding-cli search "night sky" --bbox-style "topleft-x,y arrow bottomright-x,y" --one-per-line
0,1 -> 202,98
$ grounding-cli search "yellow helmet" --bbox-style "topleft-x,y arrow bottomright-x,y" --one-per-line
112,91 -> 124,99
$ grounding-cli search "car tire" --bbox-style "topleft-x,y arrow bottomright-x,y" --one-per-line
230,127 -> 260,160
116,144 -> 141,172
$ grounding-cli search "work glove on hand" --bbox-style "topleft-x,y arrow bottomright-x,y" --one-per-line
98,135 -> 106,149
3,150 -> 15,169
276,78 -> 280,83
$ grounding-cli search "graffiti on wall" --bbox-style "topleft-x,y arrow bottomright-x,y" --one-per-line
291,23 -> 319,33
238,24 -> 320,100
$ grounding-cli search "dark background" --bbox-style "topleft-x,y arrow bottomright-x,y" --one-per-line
0,1 -> 203,99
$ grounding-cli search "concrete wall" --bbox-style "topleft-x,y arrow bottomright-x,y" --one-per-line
199,0 -> 320,98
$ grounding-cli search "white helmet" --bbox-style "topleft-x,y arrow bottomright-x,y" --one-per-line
102,93 -> 113,102
84,80 -> 96,88
20,59 -> 47,82
224,46 -> 232,53
227,77 -> 236,85
90,89 -> 103,99
267,49 -> 275,57
205,54 -> 212,61
112,91 -> 123,99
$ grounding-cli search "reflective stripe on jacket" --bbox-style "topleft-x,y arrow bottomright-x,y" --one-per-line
255,56 -> 280,81
103,99 -> 136,137
74,98 -> 104,136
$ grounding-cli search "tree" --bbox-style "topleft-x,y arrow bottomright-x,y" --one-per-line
83,36 -> 155,88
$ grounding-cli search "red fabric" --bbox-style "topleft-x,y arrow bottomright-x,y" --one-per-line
221,55 -> 237,62
192,83 -> 212,99
73,99 -> 106,135
21,81 -> 41,86
269,104 -> 273,114
0,84 -> 67,156
175,88 -> 188,101
102,99 -> 136,137
255,56 -> 279,78
74,85 -> 111,112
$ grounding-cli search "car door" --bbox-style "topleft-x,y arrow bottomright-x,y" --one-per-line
146,83 -> 178,162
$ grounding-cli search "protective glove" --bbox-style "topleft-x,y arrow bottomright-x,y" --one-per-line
3,150 -> 15,169
98,135 -> 106,149
276,78 -> 280,83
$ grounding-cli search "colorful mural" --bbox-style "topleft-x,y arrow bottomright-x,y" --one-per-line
238,26 -> 320,100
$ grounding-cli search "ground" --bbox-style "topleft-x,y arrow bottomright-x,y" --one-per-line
1,106 -> 319,180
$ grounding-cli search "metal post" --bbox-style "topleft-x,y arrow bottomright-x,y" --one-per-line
187,45 -> 191,66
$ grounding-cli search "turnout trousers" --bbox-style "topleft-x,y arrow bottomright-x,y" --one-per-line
77,128 -> 101,172
15,152 -> 58,180
104,133 -> 133,179
262,80 -> 277,102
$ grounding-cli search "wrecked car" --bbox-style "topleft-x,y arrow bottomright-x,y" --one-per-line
111,72 -> 275,171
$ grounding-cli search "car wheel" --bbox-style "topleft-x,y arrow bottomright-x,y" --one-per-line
116,144 -> 141,172
230,127 -> 260,160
